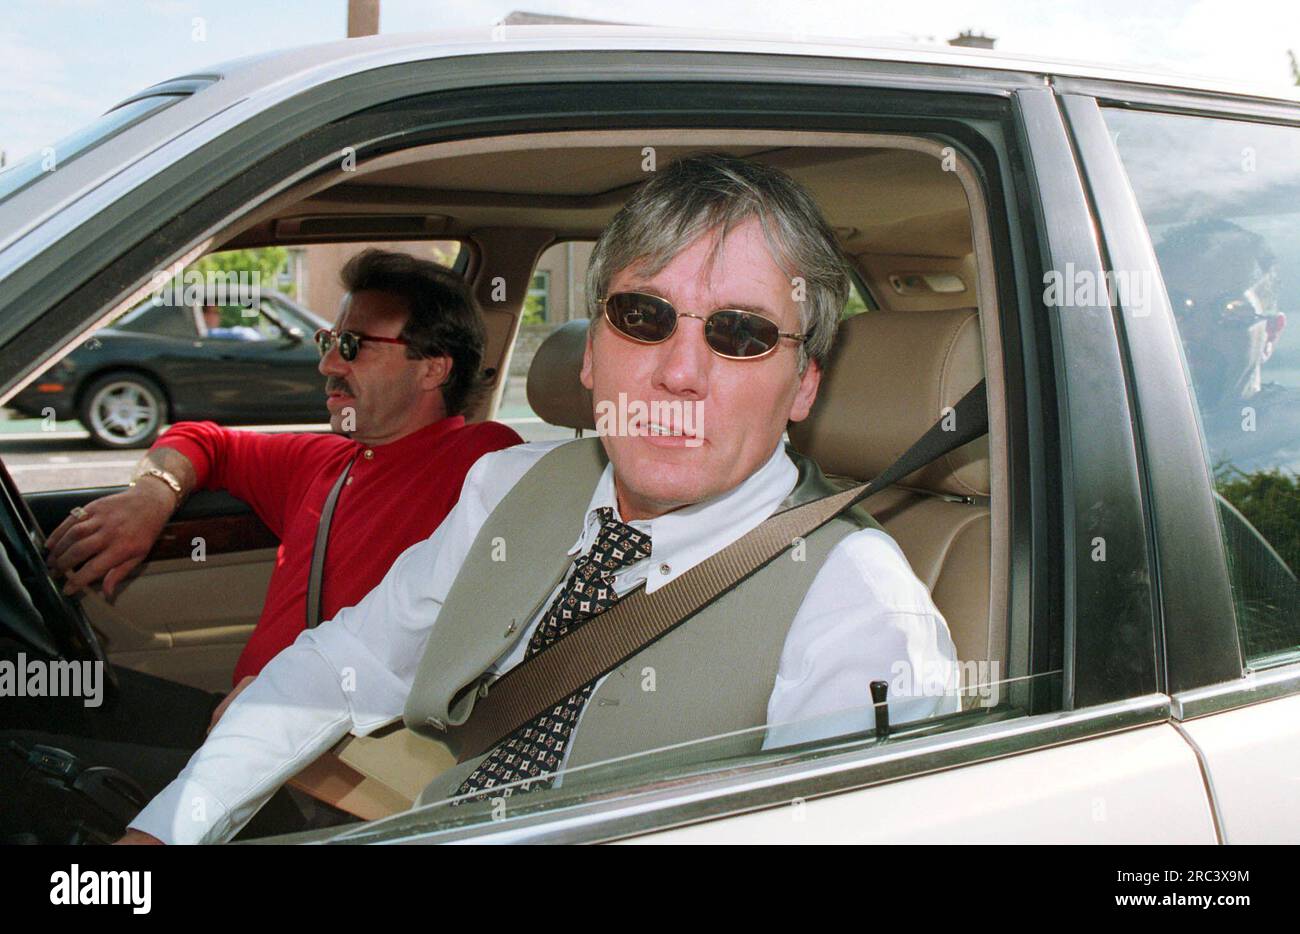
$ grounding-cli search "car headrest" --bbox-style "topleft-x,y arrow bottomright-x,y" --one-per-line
527,319 -> 596,430
787,308 -> 989,498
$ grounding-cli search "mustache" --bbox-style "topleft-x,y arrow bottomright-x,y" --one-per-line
325,378 -> 355,396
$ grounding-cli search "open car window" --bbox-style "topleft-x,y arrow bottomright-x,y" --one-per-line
231,125 -> 1024,843
3,59 -> 1103,845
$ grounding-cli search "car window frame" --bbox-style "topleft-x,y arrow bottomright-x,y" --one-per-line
1071,90 -> 1300,724
1063,91 -> 1300,704
0,55 -> 1162,842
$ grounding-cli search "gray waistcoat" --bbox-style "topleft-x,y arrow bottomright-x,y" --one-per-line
404,438 -> 880,803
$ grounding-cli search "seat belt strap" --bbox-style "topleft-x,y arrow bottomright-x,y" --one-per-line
451,380 -> 989,762
305,451 -> 360,630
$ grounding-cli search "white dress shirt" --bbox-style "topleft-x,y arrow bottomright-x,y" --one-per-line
130,439 -> 959,844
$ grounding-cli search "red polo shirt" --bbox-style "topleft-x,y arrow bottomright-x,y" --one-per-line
152,416 -> 523,684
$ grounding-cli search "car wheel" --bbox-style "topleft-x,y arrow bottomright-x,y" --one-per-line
79,373 -> 167,449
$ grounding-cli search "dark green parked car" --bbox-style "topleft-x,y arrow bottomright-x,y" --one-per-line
8,290 -> 329,448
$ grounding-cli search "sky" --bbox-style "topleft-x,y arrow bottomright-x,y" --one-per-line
2,0 -> 1299,164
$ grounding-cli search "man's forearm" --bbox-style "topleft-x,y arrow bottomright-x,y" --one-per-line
128,639 -> 355,844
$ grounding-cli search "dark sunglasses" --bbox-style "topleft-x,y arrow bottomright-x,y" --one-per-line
601,292 -> 811,360
314,328 -> 410,362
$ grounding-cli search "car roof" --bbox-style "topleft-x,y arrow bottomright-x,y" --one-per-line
4,24 -> 1297,298
125,25 -> 1300,112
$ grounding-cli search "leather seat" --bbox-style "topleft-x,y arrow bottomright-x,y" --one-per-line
787,307 -> 998,703
525,309 -> 999,702
526,319 -> 596,431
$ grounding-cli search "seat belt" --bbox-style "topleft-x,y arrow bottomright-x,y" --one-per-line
449,379 -> 989,762
305,451 -> 360,629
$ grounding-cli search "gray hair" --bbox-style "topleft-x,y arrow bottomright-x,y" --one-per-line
586,152 -> 850,372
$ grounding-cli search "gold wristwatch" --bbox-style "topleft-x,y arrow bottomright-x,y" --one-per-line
129,466 -> 183,505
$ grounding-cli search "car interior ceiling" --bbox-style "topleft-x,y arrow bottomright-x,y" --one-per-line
9,131 -> 1008,746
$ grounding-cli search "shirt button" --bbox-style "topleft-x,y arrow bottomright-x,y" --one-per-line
346,477 -> 353,485
659,563 -> 671,575
363,449 -> 374,460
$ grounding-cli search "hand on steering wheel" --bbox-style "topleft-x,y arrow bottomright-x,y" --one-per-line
45,481 -> 174,599
0,455 -> 116,677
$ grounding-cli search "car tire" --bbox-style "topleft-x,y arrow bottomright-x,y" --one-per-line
79,372 -> 167,449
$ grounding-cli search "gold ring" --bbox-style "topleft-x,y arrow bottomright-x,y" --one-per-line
70,506 -> 89,521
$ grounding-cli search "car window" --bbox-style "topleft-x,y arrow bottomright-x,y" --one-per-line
262,298 -> 316,335
842,277 -> 872,319
530,241 -> 593,323
114,300 -> 199,339
202,302 -> 277,340
1104,108 -> 1300,664
1,68 -> 1053,841
289,240 -> 464,322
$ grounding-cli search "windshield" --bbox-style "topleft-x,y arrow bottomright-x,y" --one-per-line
0,95 -> 182,205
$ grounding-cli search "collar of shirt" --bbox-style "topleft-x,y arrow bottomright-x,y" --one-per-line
349,414 -> 466,463
566,442 -> 798,594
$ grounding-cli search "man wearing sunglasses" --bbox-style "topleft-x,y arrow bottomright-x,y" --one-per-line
13,251 -> 521,815
122,153 -> 958,844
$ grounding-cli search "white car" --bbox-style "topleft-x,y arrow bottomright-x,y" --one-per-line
1,26 -> 1297,844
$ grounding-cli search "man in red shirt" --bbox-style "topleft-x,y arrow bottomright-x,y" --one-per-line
8,249 -> 520,767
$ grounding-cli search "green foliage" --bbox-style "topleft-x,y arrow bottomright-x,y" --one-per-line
1214,464 -> 1300,660
841,286 -> 869,320
521,292 -> 547,326
193,248 -> 291,296
1216,466 -> 1300,575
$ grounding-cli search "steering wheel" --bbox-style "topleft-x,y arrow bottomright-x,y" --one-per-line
0,453 -> 116,691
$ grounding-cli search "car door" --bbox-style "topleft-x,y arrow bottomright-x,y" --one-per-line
20,487 -> 278,692
191,298 -> 324,423
1064,88 -> 1300,844
241,73 -> 1212,843
544,84 -> 1218,846
0,37 -> 1220,841
105,301 -> 215,424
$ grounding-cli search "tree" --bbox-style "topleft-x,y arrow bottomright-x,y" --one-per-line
192,247 -> 291,296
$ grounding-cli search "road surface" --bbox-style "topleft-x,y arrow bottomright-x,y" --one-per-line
1,385 -> 575,494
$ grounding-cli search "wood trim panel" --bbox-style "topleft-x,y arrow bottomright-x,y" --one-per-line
147,514 -> 279,561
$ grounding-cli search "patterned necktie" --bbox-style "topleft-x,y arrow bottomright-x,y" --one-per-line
452,506 -> 652,803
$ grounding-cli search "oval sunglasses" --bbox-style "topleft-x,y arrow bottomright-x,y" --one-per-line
601,291 -> 811,360
313,328 -> 410,362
